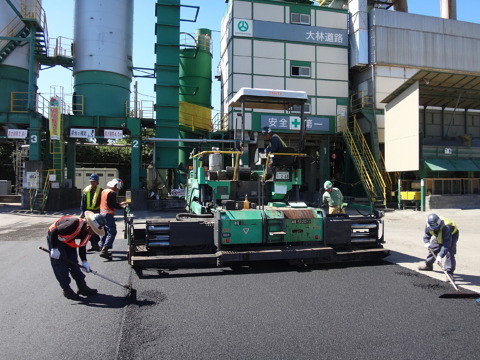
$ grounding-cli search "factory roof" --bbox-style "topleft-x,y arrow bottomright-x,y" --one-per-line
382,70 -> 480,110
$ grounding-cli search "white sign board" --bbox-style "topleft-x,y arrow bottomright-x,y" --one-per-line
25,172 -> 40,189
170,189 -> 185,197
70,128 -> 95,138
104,129 -> 124,139
7,129 -> 28,139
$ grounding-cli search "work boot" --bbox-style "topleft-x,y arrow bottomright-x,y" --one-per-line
418,262 -> 433,271
88,241 -> 101,252
99,247 -> 112,259
77,284 -> 98,296
63,287 -> 81,300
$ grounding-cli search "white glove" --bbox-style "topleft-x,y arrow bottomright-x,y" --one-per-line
50,248 -> 60,259
81,261 -> 91,273
435,254 -> 443,266
423,242 -> 431,249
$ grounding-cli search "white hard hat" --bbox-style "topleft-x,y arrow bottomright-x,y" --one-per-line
107,178 -> 123,190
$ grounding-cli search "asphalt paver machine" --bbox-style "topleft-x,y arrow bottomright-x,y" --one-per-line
125,88 -> 389,270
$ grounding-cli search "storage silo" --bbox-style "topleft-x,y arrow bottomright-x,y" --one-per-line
178,28 -> 213,166
73,0 -> 133,117
179,28 -> 212,109
0,0 -> 39,113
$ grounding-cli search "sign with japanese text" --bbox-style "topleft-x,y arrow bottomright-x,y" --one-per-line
70,128 -> 95,138
25,172 -> 39,189
261,115 -> 329,132
49,97 -> 62,140
104,129 -> 123,139
7,129 -> 28,139
252,20 -> 347,47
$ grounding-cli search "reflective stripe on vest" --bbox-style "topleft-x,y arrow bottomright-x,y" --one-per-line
49,216 -> 91,248
83,185 -> 101,211
100,188 -> 115,214
428,217 -> 458,244
272,134 -> 287,148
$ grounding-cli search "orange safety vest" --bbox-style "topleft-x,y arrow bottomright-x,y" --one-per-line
100,188 -> 116,215
49,216 -> 91,248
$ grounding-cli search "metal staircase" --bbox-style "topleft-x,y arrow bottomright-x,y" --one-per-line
1,1 -> 72,67
341,116 -> 386,206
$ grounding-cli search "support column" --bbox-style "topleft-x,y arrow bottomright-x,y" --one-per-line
127,117 -> 142,190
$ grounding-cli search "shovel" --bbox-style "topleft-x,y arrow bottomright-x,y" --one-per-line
39,246 -> 137,303
428,248 -> 479,299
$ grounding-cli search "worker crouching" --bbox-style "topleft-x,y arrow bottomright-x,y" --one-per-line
47,211 -> 106,300
419,213 -> 459,279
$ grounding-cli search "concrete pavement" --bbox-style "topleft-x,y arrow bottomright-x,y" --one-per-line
383,207 -> 480,294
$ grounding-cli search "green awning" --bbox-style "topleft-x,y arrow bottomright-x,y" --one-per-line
425,159 -> 480,171
454,159 -> 480,171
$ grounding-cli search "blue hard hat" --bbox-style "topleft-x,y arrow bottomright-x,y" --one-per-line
262,126 -> 272,135
426,213 -> 443,231
89,173 -> 99,182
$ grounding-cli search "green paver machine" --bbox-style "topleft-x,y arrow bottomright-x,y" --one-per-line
125,88 -> 389,270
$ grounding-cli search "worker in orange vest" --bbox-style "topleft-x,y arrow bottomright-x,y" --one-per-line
47,211 -> 106,300
99,178 -> 127,260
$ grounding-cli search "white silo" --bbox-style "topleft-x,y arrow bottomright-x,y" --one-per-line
73,0 -> 133,117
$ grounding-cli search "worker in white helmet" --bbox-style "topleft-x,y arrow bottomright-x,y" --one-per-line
322,180 -> 345,214
99,178 -> 127,259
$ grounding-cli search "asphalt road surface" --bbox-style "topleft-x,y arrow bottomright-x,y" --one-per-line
1,206 -> 479,360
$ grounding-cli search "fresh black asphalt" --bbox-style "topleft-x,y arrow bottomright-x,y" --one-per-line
1,209 -> 479,360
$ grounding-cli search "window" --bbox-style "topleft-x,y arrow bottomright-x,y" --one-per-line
291,13 -> 310,25
290,103 -> 311,114
291,65 -> 311,77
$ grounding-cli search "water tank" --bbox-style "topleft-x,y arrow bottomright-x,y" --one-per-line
73,0 -> 133,117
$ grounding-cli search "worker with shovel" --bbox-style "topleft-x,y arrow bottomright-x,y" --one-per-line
47,211 -> 106,300
418,213 -> 459,280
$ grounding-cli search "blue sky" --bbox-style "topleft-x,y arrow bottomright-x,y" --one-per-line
37,0 -> 479,115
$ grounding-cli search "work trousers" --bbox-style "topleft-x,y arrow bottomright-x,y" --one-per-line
47,236 -> 85,290
426,231 -> 459,273
89,210 -> 100,248
100,213 -> 117,250
329,206 -> 345,215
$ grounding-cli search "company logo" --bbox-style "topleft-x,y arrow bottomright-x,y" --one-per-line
234,19 -> 253,37
237,21 -> 249,32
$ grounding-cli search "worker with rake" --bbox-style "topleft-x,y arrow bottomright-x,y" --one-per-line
419,213 -> 459,280
47,211 -> 106,300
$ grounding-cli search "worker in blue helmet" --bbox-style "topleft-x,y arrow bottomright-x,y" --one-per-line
80,173 -> 103,251
261,126 -> 287,154
322,180 -> 345,214
419,213 -> 459,279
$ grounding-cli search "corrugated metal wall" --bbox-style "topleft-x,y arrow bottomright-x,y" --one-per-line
369,9 -> 480,73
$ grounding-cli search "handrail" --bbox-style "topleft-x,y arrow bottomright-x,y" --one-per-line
341,117 -> 377,201
10,92 -> 50,117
